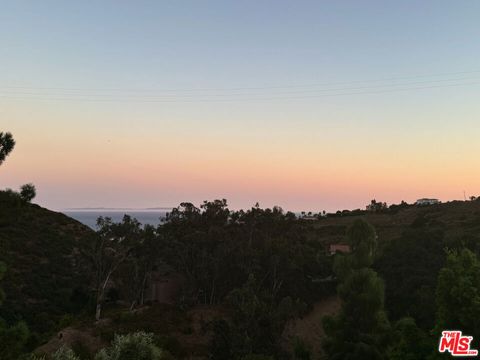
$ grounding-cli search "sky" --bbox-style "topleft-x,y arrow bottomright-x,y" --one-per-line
1,0 -> 480,212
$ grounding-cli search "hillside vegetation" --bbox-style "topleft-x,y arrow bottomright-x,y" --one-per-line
2,194 -> 480,359
0,190 -> 94,346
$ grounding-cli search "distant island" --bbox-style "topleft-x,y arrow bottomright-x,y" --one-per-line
64,206 -> 174,211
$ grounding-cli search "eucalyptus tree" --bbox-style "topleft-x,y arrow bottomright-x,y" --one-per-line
0,132 -> 15,165
83,215 -> 142,320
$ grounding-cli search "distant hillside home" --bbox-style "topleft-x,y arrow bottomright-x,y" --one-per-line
301,215 -> 318,221
415,198 -> 440,206
328,244 -> 351,255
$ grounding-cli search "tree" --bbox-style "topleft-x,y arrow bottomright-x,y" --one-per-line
83,216 -> 140,320
162,200 -> 234,305
323,268 -> 390,359
95,332 -> 165,360
119,224 -> 159,310
20,183 -> 36,202
0,320 -> 29,360
387,317 -> 432,360
323,220 -> 390,359
214,274 -> 299,359
334,219 -> 377,279
346,219 -> 377,268
435,249 -> 480,339
375,229 -> 445,330
366,200 -> 387,213
0,132 -> 15,165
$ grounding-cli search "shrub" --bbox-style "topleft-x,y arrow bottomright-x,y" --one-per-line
95,332 -> 166,360
52,346 -> 81,360
20,183 -> 36,203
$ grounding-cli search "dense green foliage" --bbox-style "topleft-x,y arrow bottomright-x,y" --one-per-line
82,201 -> 329,359
20,183 -> 37,203
0,190 -> 94,349
95,332 -> 165,360
387,317 -> 432,360
5,129 -> 480,359
27,333 -> 169,360
0,131 -> 15,165
210,274 -> 302,359
323,220 -> 390,359
2,182 -> 480,358
49,346 -> 81,360
375,229 -> 445,329
27,346 -> 81,360
160,201 -> 330,307
435,249 -> 480,339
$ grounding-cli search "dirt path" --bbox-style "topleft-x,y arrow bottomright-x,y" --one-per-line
35,327 -> 107,357
282,296 -> 340,359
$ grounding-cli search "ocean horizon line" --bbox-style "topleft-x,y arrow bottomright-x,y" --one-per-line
63,207 -> 174,211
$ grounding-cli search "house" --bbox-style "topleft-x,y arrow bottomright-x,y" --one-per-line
415,198 -> 440,206
328,243 -> 351,255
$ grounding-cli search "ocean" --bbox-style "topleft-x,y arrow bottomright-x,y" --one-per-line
63,210 -> 169,230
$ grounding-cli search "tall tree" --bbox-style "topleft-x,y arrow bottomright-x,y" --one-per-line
323,220 -> 390,359
216,274 -> 298,359
323,268 -> 390,359
0,132 -> 15,165
375,229 -> 445,330
435,248 -> 480,339
120,224 -> 159,310
346,219 -> 377,268
83,216 -> 140,320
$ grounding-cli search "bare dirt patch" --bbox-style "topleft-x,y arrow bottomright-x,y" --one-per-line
282,296 -> 340,359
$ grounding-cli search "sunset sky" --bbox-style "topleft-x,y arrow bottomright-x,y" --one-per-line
1,1 -> 480,212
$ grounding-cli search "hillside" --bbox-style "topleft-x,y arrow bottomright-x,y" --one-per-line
3,195 -> 480,359
316,200 -> 480,248
0,190 -> 95,344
